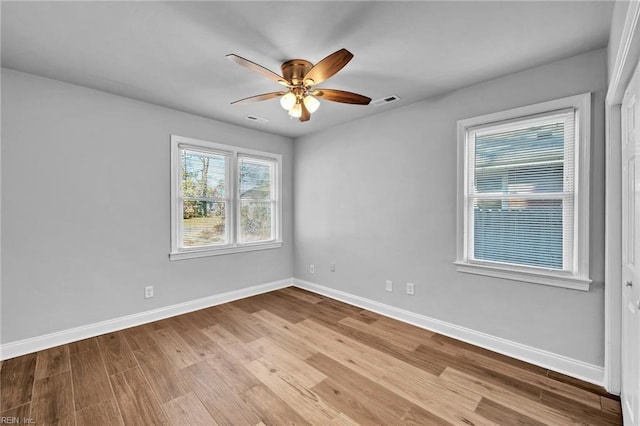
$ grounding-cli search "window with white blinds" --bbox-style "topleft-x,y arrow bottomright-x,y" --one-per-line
456,94 -> 592,290
170,135 -> 282,260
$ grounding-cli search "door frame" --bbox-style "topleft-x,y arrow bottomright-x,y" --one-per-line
605,0 -> 640,395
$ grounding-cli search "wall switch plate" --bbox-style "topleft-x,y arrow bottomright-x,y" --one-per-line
406,282 -> 415,295
310,264 -> 315,274
330,263 -> 336,272
144,285 -> 154,299
385,280 -> 393,292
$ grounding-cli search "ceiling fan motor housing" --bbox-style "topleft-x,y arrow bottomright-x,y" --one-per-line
281,59 -> 313,86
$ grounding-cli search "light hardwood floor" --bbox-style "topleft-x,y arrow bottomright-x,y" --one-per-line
0,287 -> 622,425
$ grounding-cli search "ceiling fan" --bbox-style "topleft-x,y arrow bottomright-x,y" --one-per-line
226,48 -> 371,122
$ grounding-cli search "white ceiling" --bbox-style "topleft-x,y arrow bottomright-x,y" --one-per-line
1,1 -> 614,138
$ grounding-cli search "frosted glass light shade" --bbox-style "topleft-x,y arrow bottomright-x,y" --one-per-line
289,103 -> 302,118
303,95 -> 320,113
280,92 -> 296,110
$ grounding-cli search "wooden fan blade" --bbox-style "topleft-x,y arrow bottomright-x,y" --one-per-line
230,92 -> 286,105
303,48 -> 353,86
300,102 -> 311,122
226,54 -> 289,86
311,89 -> 371,105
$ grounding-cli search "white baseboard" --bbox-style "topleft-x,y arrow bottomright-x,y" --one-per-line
293,278 -> 605,386
0,278 -> 293,361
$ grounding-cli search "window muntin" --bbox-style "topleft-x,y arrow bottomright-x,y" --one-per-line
170,135 -> 282,260
456,93 -> 591,290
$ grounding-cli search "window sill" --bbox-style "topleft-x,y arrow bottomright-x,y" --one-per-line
454,261 -> 591,291
170,241 -> 283,261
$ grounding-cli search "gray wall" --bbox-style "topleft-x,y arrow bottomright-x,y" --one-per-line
293,49 -> 607,366
1,69 -> 294,343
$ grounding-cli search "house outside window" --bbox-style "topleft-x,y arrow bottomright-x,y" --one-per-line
455,94 -> 592,290
170,135 -> 282,260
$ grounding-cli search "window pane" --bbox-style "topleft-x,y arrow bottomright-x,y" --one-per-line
240,158 -> 272,200
182,201 -> 226,247
475,122 -> 565,194
182,150 -> 226,199
240,201 -> 272,243
473,199 -> 563,269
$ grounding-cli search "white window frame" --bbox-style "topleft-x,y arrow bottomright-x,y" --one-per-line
455,93 -> 592,291
170,135 -> 282,261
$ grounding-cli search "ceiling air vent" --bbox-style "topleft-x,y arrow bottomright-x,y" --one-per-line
372,95 -> 400,107
244,115 -> 268,123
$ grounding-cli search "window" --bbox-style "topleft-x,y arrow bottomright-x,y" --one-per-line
170,135 -> 282,260
455,94 -> 591,290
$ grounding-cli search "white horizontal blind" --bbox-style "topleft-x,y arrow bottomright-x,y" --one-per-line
467,109 -> 575,271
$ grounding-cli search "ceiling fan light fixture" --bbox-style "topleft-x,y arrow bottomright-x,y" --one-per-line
280,91 -> 296,110
303,95 -> 320,113
289,103 -> 302,118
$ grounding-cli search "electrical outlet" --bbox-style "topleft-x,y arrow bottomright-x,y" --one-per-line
310,264 -> 315,274
406,282 -> 415,295
385,280 -> 393,292
330,263 -> 336,272
144,285 -> 154,299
